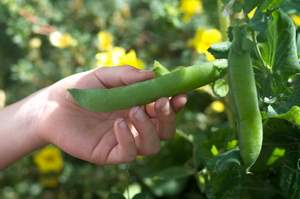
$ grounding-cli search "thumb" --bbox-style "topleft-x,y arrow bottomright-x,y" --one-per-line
61,66 -> 154,89
93,66 -> 154,88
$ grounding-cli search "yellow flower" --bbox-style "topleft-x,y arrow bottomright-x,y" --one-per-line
29,37 -> 42,49
247,7 -> 257,19
292,15 -> 300,26
49,31 -> 77,48
204,51 -> 215,61
97,31 -> 114,51
34,146 -> 64,173
96,47 -> 126,66
0,90 -> 6,108
96,47 -> 144,69
210,100 -> 225,113
189,28 -> 222,61
201,29 -> 222,46
119,49 -> 145,69
180,0 -> 203,22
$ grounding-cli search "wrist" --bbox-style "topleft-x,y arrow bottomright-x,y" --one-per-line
0,89 -> 50,169
18,88 -> 51,149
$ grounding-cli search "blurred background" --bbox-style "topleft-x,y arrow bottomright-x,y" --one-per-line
0,0 -> 299,199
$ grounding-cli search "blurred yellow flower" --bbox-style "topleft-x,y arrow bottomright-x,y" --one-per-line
34,146 -> 64,173
29,37 -> 42,48
204,51 -> 215,61
189,28 -> 222,61
247,7 -> 257,19
120,4 -> 131,18
40,176 -> 59,188
292,15 -> 300,26
96,47 -> 126,66
210,100 -> 225,113
97,31 -> 114,51
49,31 -> 77,48
119,50 -> 145,69
0,90 -> 6,108
180,0 -> 203,22
96,47 -> 144,69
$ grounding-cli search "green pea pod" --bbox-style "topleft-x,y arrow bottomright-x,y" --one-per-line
69,59 -> 227,112
228,25 -> 263,172
152,60 -> 170,76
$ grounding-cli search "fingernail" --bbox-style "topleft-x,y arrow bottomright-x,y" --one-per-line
181,97 -> 188,106
160,100 -> 170,115
133,107 -> 145,121
117,118 -> 127,129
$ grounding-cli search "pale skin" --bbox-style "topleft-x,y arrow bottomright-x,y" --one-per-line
0,66 -> 187,169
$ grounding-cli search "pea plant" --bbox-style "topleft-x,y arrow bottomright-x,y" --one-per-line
69,0 -> 300,198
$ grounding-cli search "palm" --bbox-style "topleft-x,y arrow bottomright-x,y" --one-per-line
43,100 -> 130,164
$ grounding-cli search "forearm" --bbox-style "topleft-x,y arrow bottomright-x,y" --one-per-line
0,91 -> 47,169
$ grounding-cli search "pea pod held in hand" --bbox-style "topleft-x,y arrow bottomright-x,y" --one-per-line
228,26 -> 263,172
69,59 -> 227,112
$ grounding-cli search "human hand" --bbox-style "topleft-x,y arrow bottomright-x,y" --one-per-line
35,66 -> 187,165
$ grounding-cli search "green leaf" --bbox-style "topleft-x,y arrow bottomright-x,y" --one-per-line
212,78 -> 229,98
206,149 -> 243,199
193,127 -> 236,167
108,193 -> 126,199
260,0 -> 285,12
261,10 -> 300,78
269,105 -> 300,127
279,160 -> 300,199
207,149 -> 242,173
266,147 -> 286,165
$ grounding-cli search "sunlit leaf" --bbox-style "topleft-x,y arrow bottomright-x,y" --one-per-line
261,10 -> 300,78
266,147 -> 286,165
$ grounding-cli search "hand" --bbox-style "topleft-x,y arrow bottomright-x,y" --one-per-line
36,66 -> 187,165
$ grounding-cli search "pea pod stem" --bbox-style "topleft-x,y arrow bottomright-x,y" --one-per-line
69,59 -> 227,112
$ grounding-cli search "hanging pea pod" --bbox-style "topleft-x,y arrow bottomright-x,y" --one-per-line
227,25 -> 263,172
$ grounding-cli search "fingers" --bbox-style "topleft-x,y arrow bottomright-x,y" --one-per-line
145,94 -> 188,117
99,94 -> 188,164
94,66 -> 154,88
170,94 -> 188,112
60,66 -> 153,90
145,95 -> 187,139
129,107 -> 161,155
154,98 -> 176,139
106,118 -> 137,164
